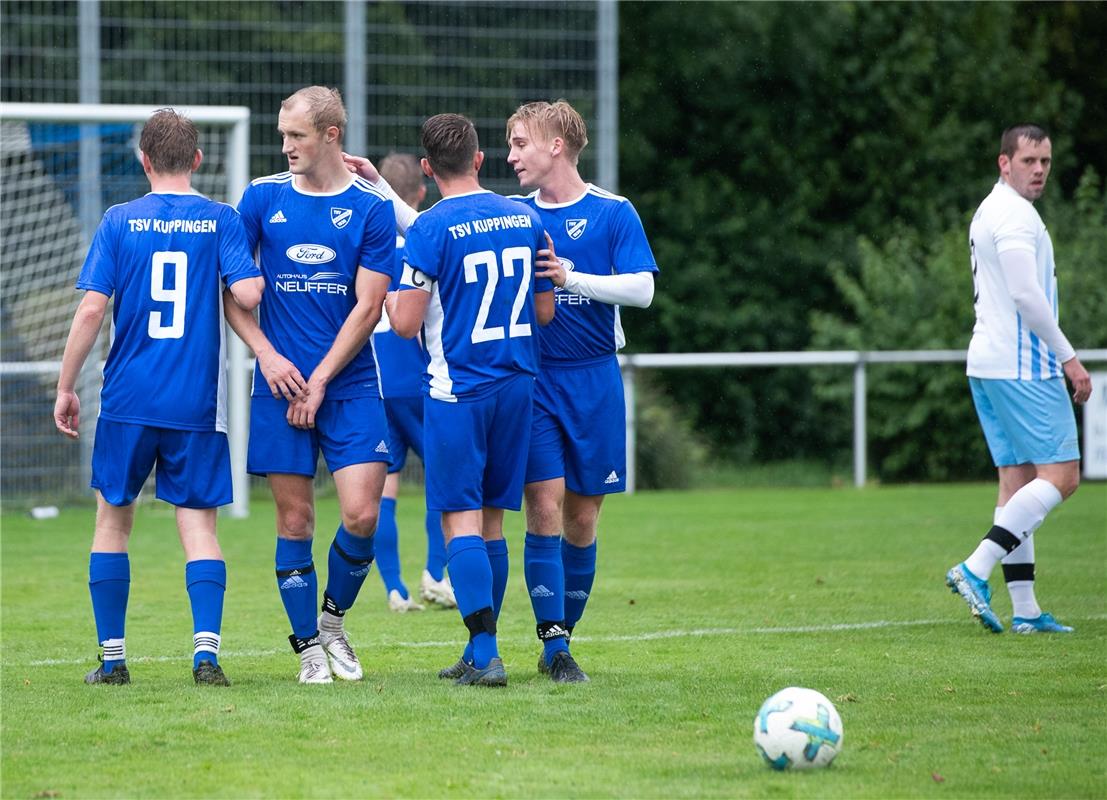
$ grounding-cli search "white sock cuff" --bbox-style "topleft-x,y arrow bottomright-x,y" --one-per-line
993,506 -> 1004,524
193,632 -> 221,655
1024,478 -> 1063,512
102,638 -> 125,661
1001,533 -> 1035,565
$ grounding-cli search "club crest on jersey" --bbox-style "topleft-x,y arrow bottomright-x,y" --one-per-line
331,207 -> 352,229
565,218 -> 588,240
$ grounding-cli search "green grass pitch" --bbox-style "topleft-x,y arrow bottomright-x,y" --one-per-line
2,484 -> 1105,798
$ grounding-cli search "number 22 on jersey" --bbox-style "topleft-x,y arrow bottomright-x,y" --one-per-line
464,246 -> 532,344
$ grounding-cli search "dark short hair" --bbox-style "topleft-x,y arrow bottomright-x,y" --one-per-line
421,114 -> 478,179
1000,123 -> 1049,158
139,109 -> 198,174
379,152 -> 424,207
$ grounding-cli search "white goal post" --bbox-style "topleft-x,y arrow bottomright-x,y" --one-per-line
0,102 -> 252,517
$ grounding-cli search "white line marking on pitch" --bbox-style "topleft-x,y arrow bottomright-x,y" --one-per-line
19,614 -> 1107,667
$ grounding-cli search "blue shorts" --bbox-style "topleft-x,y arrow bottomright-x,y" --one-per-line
247,394 -> 392,477
384,395 -> 424,474
423,374 -> 533,512
969,377 -> 1080,467
91,418 -> 232,508
526,357 -> 626,495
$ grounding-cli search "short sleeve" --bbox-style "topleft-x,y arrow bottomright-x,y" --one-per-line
236,184 -> 263,253
610,201 -> 659,275
218,206 -> 262,287
992,201 -> 1039,255
359,198 -> 398,277
75,209 -> 119,296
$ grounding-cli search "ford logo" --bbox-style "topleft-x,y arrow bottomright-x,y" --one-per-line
286,244 -> 336,264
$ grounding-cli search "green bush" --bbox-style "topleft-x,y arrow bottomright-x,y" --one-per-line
631,373 -> 709,490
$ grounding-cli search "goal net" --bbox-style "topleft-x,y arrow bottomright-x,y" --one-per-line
0,103 -> 251,515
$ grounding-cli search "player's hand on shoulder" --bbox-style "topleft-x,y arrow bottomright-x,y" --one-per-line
342,153 -> 379,183
53,391 -> 80,439
1063,356 -> 1092,404
257,348 -> 309,403
535,231 -> 567,288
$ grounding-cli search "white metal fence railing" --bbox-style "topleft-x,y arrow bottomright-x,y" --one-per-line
617,349 -> 1107,492
6,350 -> 1104,512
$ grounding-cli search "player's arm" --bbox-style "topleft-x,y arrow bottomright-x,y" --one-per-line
388,263 -> 432,339
223,291 -> 308,402
534,230 -> 655,308
999,249 -> 1091,403
227,275 -> 264,311
535,288 -> 555,326
342,152 -> 419,234
54,290 -> 110,439
288,267 -> 391,429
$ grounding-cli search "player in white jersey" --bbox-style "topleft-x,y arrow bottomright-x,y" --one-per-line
389,113 -> 555,686
54,109 -> 263,686
506,101 -> 658,682
946,124 -> 1091,634
223,87 -> 396,684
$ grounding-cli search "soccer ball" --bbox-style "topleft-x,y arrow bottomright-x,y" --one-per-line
753,687 -> 843,770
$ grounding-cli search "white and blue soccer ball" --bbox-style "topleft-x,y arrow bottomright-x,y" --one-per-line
753,687 -> 843,770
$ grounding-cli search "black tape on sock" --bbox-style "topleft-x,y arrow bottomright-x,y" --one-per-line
463,607 -> 496,640
288,632 -> 321,653
537,621 -> 569,642
276,563 -> 315,579
332,539 -> 373,568
1002,562 -> 1035,583
985,525 -> 1021,554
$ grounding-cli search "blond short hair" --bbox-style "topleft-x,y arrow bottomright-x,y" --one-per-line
506,100 -> 588,163
282,86 -> 347,136
379,153 -> 424,207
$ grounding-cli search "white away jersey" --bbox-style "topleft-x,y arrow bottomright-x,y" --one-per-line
76,191 -> 261,432
399,190 -> 552,401
513,184 -> 658,364
238,173 -> 395,399
967,180 -> 1062,380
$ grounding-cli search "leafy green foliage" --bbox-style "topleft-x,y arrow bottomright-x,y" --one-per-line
619,2 -> 1102,472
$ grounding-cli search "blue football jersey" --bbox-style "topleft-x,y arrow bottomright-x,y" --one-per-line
514,184 -> 658,363
76,192 -> 261,432
373,237 -> 426,399
399,190 -> 552,401
238,173 -> 395,399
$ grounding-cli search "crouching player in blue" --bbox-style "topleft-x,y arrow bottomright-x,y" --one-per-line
224,87 -> 396,684
54,108 -> 263,686
370,153 -> 454,613
507,101 -> 659,682
388,114 -> 555,686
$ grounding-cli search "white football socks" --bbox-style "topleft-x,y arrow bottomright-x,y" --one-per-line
965,479 -> 1062,582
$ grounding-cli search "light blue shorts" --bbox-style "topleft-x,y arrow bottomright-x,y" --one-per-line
91,418 -> 232,509
969,377 -> 1080,467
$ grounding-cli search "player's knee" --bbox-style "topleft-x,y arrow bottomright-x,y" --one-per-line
1057,472 -> 1080,500
277,505 -> 315,540
342,509 -> 378,538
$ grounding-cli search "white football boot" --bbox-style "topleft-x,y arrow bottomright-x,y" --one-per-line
297,644 -> 334,685
388,589 -> 425,612
419,570 -> 457,608
317,619 -> 363,680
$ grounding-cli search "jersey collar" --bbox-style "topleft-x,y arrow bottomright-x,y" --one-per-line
533,184 -> 591,210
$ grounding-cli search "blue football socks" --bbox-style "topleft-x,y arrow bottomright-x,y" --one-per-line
425,508 -> 448,582
562,539 -> 597,631
462,537 -> 509,665
325,524 -> 375,611
275,537 -> 317,639
448,536 -> 498,669
525,533 -> 569,663
185,559 -> 226,669
89,552 -> 129,673
374,498 -> 407,598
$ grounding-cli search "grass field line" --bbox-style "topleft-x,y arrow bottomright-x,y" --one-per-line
20,613 -> 1107,667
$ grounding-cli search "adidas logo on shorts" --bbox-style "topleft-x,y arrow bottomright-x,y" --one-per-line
604,471 -> 619,484
530,584 -> 555,598
374,441 -> 389,453
269,210 -> 288,223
